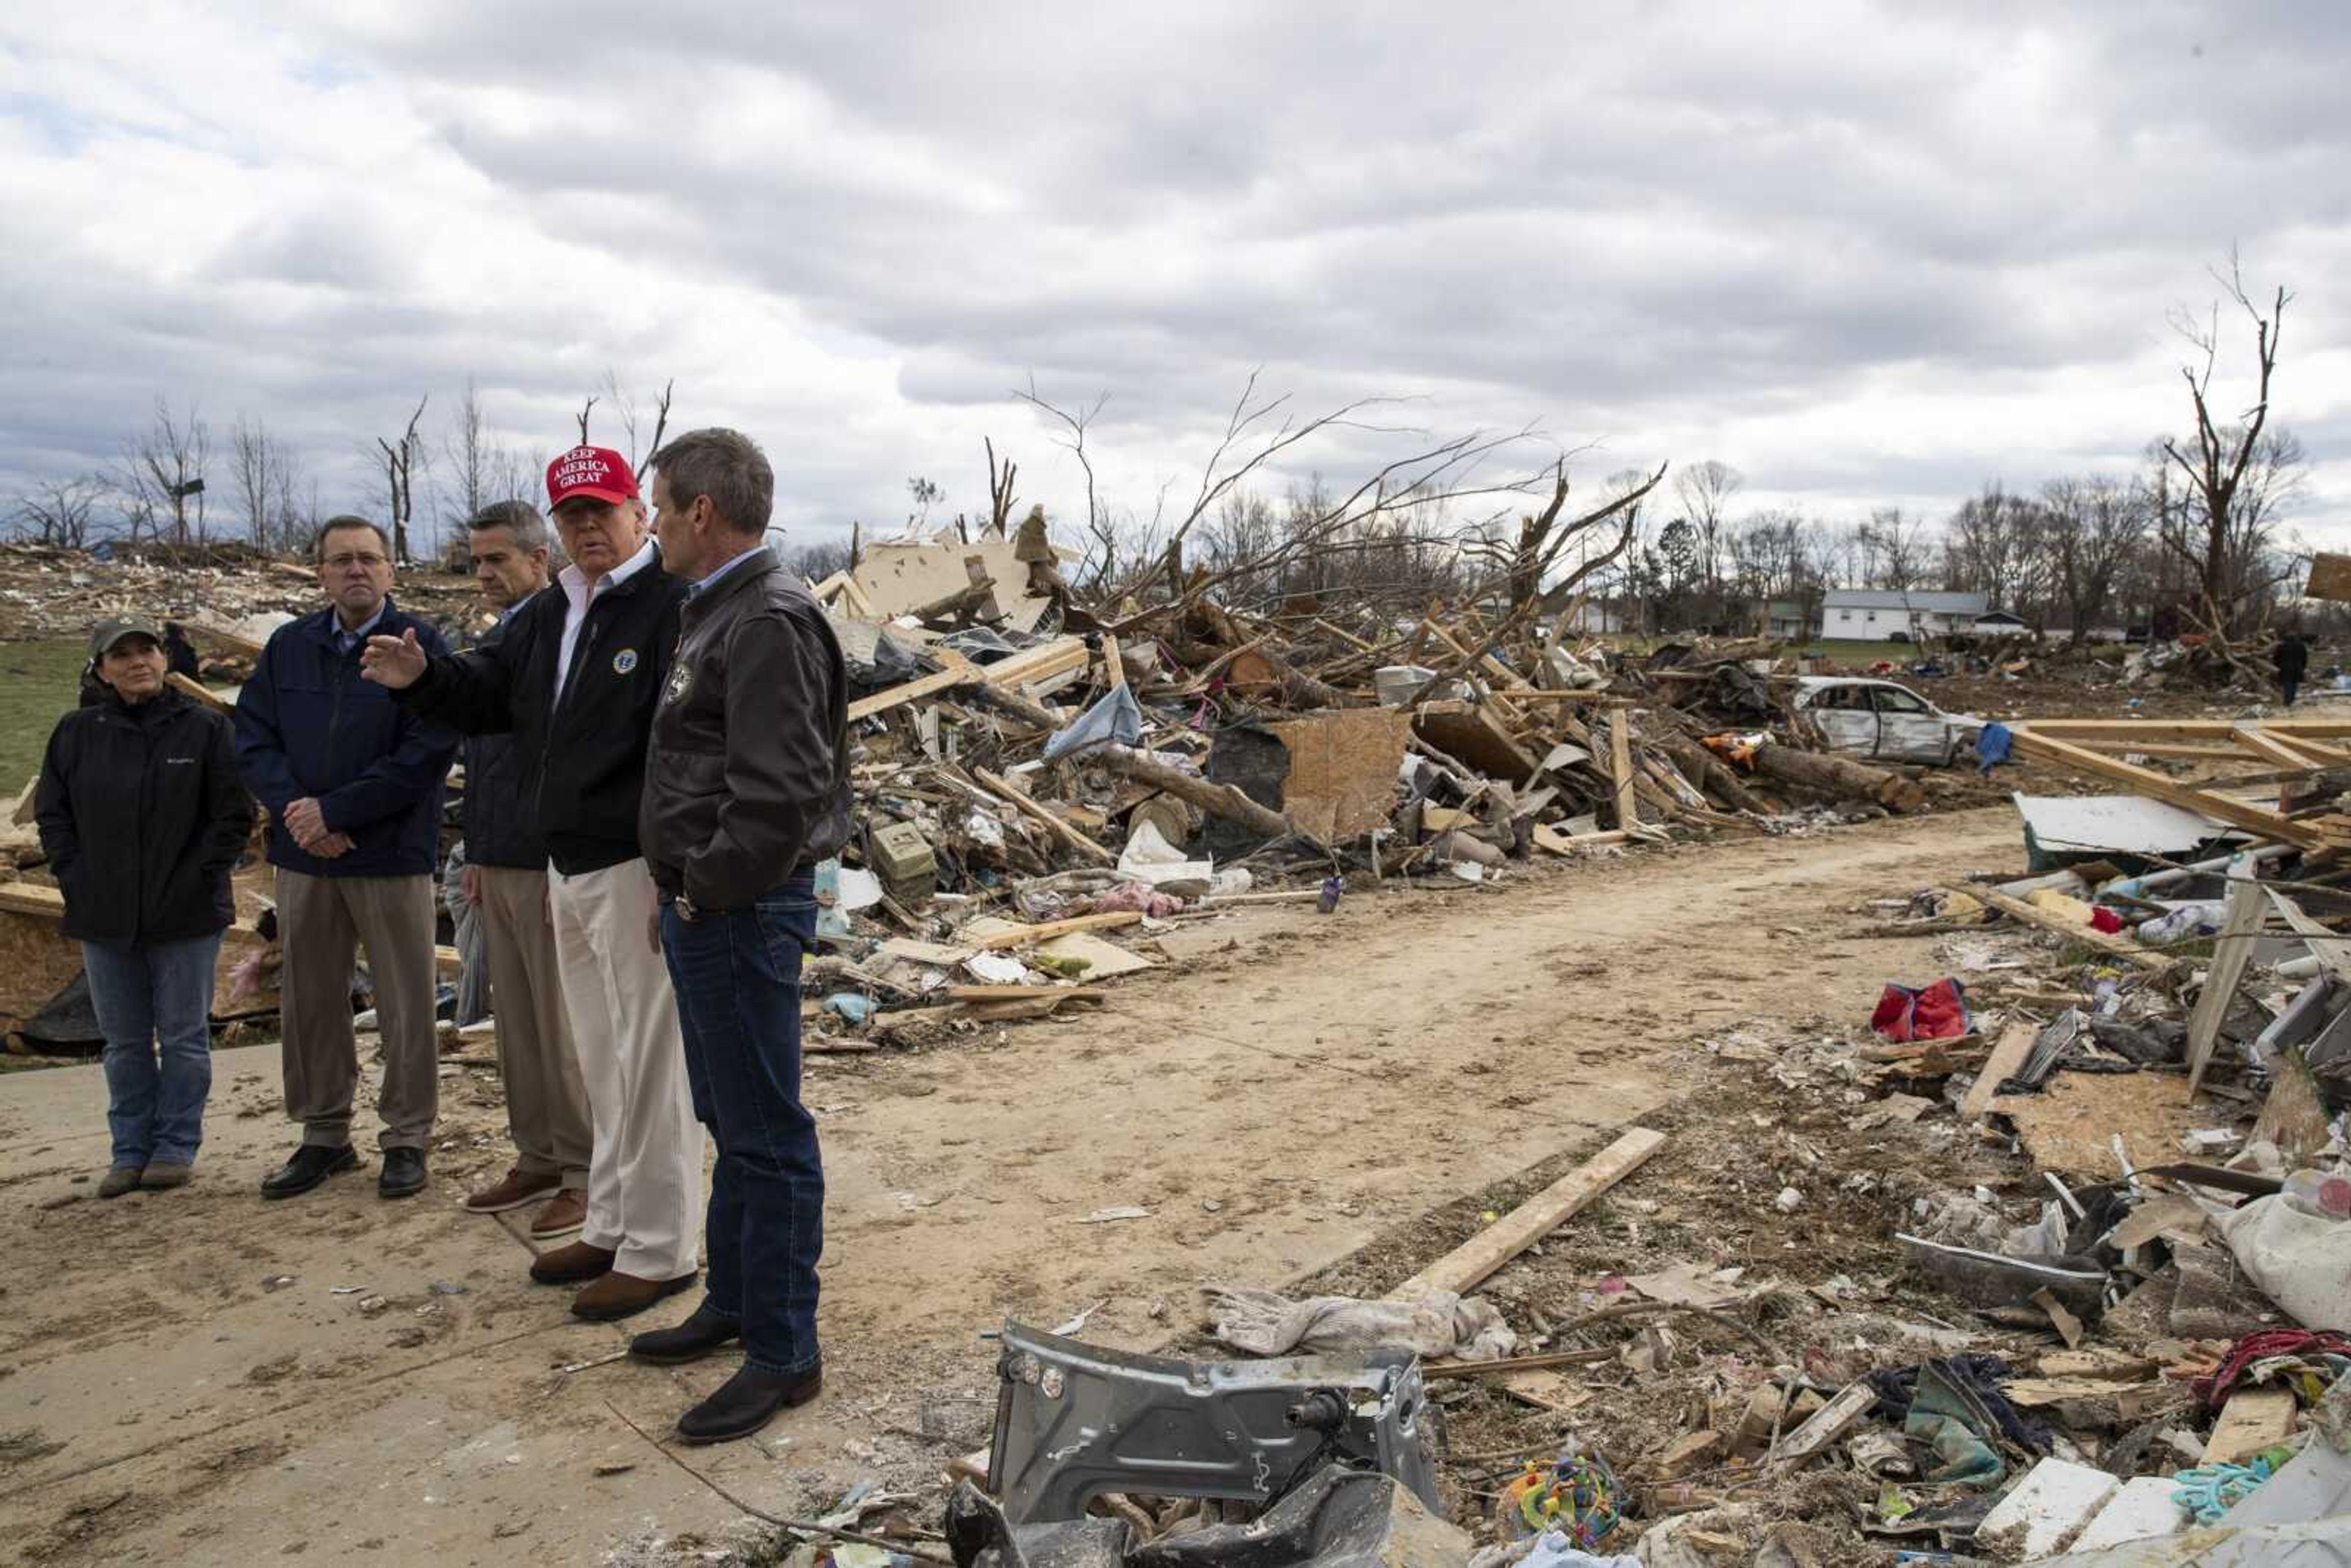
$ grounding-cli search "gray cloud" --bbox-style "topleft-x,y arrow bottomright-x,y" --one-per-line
1,0 -> 2347,552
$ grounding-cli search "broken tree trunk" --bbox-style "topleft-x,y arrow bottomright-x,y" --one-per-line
963,683 -> 1303,842
1653,733 -> 1771,816
1750,743 -> 1927,814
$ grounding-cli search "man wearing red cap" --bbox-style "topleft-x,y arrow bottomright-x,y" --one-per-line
362,446 -> 703,1321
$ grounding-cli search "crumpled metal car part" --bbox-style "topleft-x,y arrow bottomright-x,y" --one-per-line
986,1321 -> 1441,1526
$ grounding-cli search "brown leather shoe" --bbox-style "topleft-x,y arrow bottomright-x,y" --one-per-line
571,1269 -> 699,1322
465,1166 -> 561,1214
530,1188 -> 588,1240
529,1239 -> 615,1285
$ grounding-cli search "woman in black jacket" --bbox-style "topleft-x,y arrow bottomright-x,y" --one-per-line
35,617 -> 254,1197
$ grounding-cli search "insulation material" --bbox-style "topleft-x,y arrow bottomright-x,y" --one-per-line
1265,708 -> 1415,842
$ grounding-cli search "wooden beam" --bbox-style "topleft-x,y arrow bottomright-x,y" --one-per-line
165,672 -> 234,714
1101,634 -> 1125,691
962,912 -> 1142,951
1609,718 -> 1640,832
9,776 -> 36,828
943,984 -> 1109,1002
1390,1127 -> 1665,1299
2021,719 -> 2351,741
2232,726 -> 2331,772
1963,1019 -> 2040,1120
2187,874 -> 2267,1095
2007,727 -> 2337,851
845,664 -> 974,723
1954,885 -> 2173,972
972,767 -> 1117,865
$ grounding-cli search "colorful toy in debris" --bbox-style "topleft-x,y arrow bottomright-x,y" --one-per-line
1501,1450 -> 1622,1550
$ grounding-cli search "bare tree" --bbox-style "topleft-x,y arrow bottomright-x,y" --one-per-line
598,369 -> 675,474
378,396 -> 429,563
2161,256 -> 2292,634
444,377 -> 491,524
1016,380 -> 1107,576
1673,460 -> 1743,593
12,475 -> 107,547
229,413 -> 304,549
2041,476 -> 2151,645
1856,506 -> 1928,593
984,438 -> 1019,537
115,397 -> 211,547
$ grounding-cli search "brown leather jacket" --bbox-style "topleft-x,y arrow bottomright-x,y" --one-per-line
639,546 -> 852,909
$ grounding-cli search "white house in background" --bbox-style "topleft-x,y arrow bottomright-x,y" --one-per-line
1817,588 -> 1992,641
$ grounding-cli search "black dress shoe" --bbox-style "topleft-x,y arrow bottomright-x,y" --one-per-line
260,1144 -> 359,1200
629,1305 -> 742,1365
677,1361 -> 822,1444
378,1146 -> 428,1199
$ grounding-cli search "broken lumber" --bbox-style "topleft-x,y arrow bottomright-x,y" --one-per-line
1954,885 -> 2172,972
2006,726 -> 2351,852
964,912 -> 1143,951
1752,743 -> 1926,813
2203,1389 -> 2298,1467
972,767 -> 1116,865
942,985 -> 1109,1002
2186,874 -> 2268,1093
9,776 -> 36,828
1608,718 -> 1640,831
1391,1127 -> 1665,1299
1767,1381 -> 1876,1471
165,672 -> 233,714
1963,1019 -> 2041,1120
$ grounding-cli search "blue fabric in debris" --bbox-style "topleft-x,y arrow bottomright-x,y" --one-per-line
1042,683 -> 1144,762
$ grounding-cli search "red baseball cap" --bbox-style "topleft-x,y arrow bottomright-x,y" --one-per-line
546,445 -> 639,508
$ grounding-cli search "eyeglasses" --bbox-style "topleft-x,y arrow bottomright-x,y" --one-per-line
323,553 -> 389,570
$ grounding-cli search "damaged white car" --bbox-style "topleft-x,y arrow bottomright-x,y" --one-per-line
1793,677 -> 1986,767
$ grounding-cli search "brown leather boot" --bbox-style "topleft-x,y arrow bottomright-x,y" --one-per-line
530,1188 -> 588,1240
465,1166 -> 560,1214
528,1240 -> 615,1285
571,1269 -> 699,1322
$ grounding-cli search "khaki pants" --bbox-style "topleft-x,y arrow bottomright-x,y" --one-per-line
550,858 -> 702,1280
475,865 -> 592,1190
276,869 -> 438,1152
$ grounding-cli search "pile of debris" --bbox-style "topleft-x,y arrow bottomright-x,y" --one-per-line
0,539 -> 488,653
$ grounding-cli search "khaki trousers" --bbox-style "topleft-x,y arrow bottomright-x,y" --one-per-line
276,869 -> 438,1152
475,865 -> 592,1190
549,858 -> 702,1280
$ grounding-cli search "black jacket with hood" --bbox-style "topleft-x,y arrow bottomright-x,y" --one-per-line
36,685 -> 254,945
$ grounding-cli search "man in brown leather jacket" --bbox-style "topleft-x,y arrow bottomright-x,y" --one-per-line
628,427 -> 852,1444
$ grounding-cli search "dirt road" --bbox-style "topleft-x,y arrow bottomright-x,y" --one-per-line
0,807 -> 2018,1566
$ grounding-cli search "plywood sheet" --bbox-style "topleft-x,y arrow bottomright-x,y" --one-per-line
1267,708 -> 1413,842
1994,1072 -> 2220,1179
2307,552 -> 2351,602
1412,703 -> 1539,783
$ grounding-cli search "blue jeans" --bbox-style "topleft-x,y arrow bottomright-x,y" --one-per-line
81,934 -> 222,1169
659,876 -> 823,1376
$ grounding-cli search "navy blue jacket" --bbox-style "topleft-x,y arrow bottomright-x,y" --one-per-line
233,598 -> 459,879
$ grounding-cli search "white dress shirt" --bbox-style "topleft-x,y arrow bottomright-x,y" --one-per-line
554,538 -> 657,705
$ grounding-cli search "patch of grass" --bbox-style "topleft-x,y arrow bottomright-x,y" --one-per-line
0,640 -> 88,789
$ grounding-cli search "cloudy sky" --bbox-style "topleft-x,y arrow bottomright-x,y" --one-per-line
3,2 -> 2347,555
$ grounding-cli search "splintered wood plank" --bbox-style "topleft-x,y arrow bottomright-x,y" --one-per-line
2006,727 -> 2336,851
1963,1019 -> 2041,1120
1391,1128 -> 1664,1300
1610,718 -> 1640,831
1957,885 -> 2172,971
2187,876 -> 2267,1094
